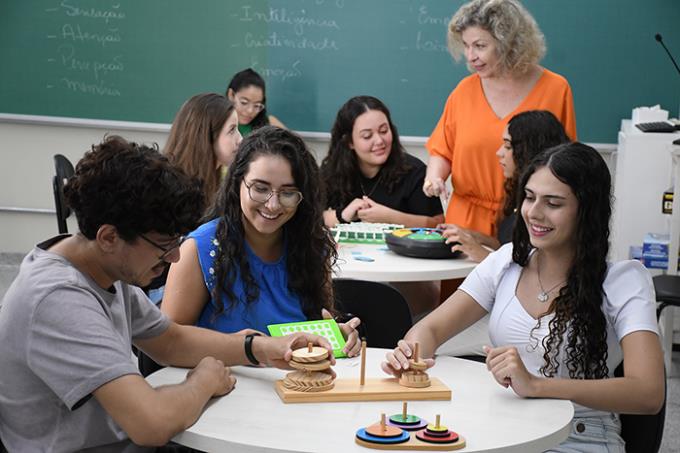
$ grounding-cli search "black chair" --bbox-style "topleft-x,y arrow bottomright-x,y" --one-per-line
332,279 -> 412,349
654,274 -> 680,336
614,362 -> 667,453
52,154 -> 75,234
137,349 -> 164,377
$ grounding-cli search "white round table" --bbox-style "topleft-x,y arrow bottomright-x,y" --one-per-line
334,243 -> 477,282
147,348 -> 574,452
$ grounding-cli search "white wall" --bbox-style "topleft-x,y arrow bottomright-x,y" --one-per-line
0,117 -> 615,253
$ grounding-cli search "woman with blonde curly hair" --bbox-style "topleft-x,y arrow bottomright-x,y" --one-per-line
424,0 -> 577,240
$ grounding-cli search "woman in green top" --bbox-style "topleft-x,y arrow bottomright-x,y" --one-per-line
226,68 -> 286,137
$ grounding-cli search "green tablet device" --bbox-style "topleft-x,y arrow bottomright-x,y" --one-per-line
267,319 -> 347,358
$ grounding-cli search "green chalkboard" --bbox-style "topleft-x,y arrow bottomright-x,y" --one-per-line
0,0 -> 679,142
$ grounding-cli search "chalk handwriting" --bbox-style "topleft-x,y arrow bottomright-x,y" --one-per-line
62,24 -> 122,47
417,6 -> 450,26
245,32 -> 339,51
58,44 -> 124,80
61,77 -> 121,96
59,1 -> 125,24
415,31 -> 448,52
314,0 -> 345,8
239,6 -> 340,36
252,59 -> 302,82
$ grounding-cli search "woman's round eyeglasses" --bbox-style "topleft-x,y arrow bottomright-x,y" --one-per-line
244,181 -> 303,208
235,95 -> 265,113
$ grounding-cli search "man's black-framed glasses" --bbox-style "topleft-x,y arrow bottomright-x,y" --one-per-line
139,234 -> 185,261
244,181 -> 303,208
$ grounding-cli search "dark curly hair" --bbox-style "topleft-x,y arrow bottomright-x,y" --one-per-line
205,126 -> 337,320
320,96 -> 411,210
502,110 -> 570,217
226,68 -> 270,130
512,142 -> 611,379
63,135 -> 204,241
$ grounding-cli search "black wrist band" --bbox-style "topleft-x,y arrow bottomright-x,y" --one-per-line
244,333 -> 261,365
336,207 -> 349,224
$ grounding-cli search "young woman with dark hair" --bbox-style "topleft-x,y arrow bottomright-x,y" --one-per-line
162,126 -> 360,357
226,68 -> 286,137
321,95 -> 443,228
441,109 -> 570,262
164,93 -> 242,208
383,142 -> 664,451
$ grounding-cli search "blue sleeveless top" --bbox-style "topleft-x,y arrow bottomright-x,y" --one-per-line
188,218 -> 306,333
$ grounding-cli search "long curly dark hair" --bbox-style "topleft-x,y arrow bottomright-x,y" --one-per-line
226,68 -> 270,130
205,126 -> 337,320
512,142 -> 611,379
502,110 -> 570,217
320,96 -> 411,209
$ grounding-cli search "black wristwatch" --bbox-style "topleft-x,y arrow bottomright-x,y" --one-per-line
244,333 -> 261,365
336,207 -> 349,224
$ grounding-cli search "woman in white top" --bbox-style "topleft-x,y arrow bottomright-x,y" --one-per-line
383,142 -> 664,452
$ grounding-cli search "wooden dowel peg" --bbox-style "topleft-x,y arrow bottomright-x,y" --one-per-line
359,342 -> 367,385
381,413 -> 386,431
414,342 -> 420,362
308,342 -> 313,353
436,414 -> 440,429
402,402 -> 407,419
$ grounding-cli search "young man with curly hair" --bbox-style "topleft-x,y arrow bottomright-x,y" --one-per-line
0,136 -> 332,452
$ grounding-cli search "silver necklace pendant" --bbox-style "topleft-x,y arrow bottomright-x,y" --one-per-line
537,291 -> 549,303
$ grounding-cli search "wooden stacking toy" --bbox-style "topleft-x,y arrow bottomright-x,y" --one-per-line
399,343 -> 431,388
281,342 -> 335,392
355,403 -> 465,451
356,408 -> 466,450
275,340 -> 451,403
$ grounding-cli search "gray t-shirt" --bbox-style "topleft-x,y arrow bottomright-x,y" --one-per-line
0,236 -> 170,452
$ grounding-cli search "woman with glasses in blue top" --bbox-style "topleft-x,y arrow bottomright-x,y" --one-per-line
226,68 -> 286,138
162,126 -> 361,357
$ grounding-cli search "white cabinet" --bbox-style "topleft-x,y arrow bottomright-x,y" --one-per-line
612,120 -> 680,371
611,120 -> 680,262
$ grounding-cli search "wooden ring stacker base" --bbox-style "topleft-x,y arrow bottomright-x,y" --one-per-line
289,359 -> 332,371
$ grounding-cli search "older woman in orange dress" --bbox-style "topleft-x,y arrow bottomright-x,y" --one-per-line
424,0 -> 576,238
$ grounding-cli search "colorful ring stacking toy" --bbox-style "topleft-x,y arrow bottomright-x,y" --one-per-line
385,228 -> 462,259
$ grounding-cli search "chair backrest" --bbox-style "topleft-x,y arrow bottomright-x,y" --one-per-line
52,154 -> 75,234
614,362 -> 666,453
332,279 -> 412,349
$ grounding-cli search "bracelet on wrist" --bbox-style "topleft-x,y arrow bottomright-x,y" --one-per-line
336,207 -> 349,224
244,333 -> 261,366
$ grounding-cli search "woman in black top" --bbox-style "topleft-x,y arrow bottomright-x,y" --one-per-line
321,96 -> 443,228
441,110 -> 570,261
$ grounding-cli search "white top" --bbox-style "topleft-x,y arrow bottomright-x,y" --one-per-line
460,244 -> 659,416
147,348 -> 573,452
334,243 -> 477,281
